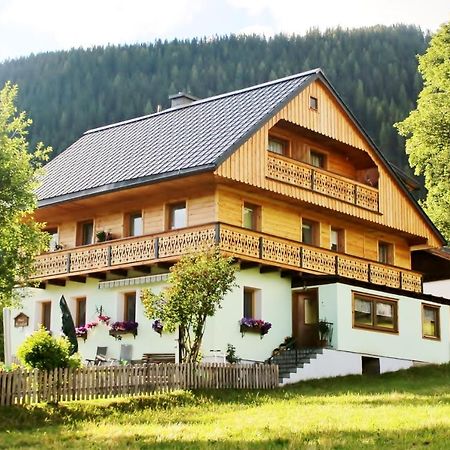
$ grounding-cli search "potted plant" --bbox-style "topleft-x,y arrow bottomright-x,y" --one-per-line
318,320 -> 331,347
96,230 -> 113,243
152,319 -> 164,336
239,318 -> 272,338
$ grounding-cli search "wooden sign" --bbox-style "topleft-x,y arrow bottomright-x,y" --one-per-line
14,313 -> 29,328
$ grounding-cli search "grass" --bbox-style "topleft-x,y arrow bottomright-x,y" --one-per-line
0,363 -> 449,449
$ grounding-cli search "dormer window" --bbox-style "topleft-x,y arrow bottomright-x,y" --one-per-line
268,137 -> 288,156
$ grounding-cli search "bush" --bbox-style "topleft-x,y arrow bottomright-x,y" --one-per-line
17,327 -> 81,370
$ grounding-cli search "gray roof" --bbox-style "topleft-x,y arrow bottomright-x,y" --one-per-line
37,69 -> 319,206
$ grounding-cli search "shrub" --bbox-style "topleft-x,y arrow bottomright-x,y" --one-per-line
17,327 -> 81,370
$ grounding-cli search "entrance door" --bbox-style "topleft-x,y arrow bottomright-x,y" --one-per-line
292,289 -> 319,348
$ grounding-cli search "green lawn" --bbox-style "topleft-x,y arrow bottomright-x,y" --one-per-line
0,363 -> 449,449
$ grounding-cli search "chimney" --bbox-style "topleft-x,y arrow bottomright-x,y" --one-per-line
169,92 -> 198,108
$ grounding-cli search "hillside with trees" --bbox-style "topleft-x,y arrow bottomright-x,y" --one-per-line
0,25 -> 430,171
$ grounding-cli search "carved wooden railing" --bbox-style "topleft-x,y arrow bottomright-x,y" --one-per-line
267,154 -> 379,212
32,223 -> 422,293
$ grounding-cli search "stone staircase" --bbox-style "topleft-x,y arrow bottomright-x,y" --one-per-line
268,348 -> 324,383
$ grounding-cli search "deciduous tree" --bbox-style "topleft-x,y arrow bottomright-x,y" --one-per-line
0,82 -> 50,306
141,247 -> 237,363
396,22 -> 450,241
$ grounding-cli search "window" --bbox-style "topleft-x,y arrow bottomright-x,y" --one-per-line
128,212 -> 143,236
309,96 -> 318,110
353,292 -> 398,333
45,227 -> 59,251
330,228 -> 344,252
422,304 -> 440,339
310,150 -> 326,168
243,288 -> 260,319
304,296 -> 318,325
75,297 -> 86,328
378,242 -> 393,264
41,301 -> 52,331
301,219 -> 318,245
243,202 -> 260,231
124,292 -> 136,322
168,202 -> 187,230
77,220 -> 94,246
268,137 -> 288,156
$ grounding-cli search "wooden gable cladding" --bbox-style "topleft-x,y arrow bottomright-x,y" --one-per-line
215,79 -> 441,247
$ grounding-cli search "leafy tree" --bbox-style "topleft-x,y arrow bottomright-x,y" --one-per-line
17,327 -> 81,370
0,82 -> 50,306
141,247 -> 237,362
396,22 -> 450,241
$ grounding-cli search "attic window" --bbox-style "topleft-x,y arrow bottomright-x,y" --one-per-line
309,96 -> 318,110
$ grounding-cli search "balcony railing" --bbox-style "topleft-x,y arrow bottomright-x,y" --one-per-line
32,223 -> 422,293
267,154 -> 379,212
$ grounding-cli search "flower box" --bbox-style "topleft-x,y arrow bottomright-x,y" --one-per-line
109,321 -> 138,340
239,318 -> 272,337
109,329 -> 137,339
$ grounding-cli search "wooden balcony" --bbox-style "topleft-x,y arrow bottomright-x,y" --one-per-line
32,223 -> 422,293
267,154 -> 379,212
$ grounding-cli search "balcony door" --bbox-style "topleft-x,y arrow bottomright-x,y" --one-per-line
292,289 -> 319,348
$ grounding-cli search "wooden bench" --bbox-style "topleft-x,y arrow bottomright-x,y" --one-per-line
142,353 -> 176,364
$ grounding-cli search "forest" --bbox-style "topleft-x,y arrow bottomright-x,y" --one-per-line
0,25 -> 430,171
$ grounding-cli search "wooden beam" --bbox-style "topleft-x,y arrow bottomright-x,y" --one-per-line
88,272 -> 107,280
239,261 -> 260,270
260,265 -> 280,274
68,275 -> 87,284
156,262 -> 173,271
131,265 -> 152,274
108,269 -> 128,278
280,270 -> 297,278
47,279 -> 66,287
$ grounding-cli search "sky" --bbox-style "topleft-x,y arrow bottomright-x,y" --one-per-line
0,0 -> 449,62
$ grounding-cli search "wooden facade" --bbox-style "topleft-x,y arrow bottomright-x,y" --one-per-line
32,78 -> 443,295
215,79 -> 441,247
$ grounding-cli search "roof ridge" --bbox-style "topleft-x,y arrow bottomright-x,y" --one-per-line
85,68 -> 321,135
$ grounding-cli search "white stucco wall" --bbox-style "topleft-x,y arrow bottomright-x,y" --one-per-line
6,268 -> 292,364
282,349 -> 415,385
301,283 -> 450,364
424,280 -> 450,299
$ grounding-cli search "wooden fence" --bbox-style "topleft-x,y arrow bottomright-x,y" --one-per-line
0,363 -> 279,406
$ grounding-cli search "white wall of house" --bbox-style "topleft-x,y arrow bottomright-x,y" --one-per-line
424,280 -> 450,298
281,349 -> 414,385
303,283 -> 450,364
6,268 -> 292,364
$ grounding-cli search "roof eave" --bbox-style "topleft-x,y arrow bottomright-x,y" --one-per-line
37,164 -> 216,208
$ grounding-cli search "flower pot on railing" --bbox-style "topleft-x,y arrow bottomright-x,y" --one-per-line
109,321 -> 138,340
239,318 -> 272,338
317,320 -> 333,348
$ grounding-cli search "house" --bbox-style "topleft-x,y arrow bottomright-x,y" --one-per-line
3,69 -> 450,382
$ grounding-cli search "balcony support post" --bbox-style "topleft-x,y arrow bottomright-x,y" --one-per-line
154,237 -> 159,259
214,223 -> 221,246
259,237 -> 264,259
335,255 -> 339,275
66,253 -> 71,274
367,263 -> 371,283
107,245 -> 112,267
